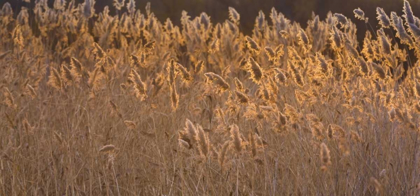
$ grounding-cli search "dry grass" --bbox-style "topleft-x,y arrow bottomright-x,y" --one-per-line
1,0 -> 420,195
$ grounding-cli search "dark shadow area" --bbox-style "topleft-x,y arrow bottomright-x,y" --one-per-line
1,0 -> 418,41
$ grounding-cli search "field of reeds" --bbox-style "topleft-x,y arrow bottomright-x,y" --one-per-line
1,0 -> 420,195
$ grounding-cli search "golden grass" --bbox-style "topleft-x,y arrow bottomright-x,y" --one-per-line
1,0 -> 420,195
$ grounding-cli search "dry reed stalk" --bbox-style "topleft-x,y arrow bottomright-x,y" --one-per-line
3,88 -> 16,109
25,84 -> 37,99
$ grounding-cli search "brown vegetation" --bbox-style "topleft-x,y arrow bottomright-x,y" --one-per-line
1,0 -> 420,195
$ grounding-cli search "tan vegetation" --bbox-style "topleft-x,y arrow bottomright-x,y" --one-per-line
1,0 -> 420,195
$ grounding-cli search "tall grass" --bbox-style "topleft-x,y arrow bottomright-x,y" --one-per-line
1,0 -> 420,195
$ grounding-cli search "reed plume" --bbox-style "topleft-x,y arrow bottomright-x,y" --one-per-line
245,36 -> 260,52
230,124 -> 242,153
228,7 -> 240,24
196,125 -> 210,157
204,72 -> 230,91
247,57 -> 263,84
377,8 -> 391,28
320,142 -> 331,171
170,82 -> 179,110
48,67 -> 63,91
218,141 -> 230,169
128,69 -> 147,100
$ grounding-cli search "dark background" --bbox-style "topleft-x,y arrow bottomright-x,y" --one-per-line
1,0 -> 419,39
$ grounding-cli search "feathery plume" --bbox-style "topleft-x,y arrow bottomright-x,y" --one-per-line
249,132 -> 257,157
127,0 -> 135,15
353,8 -> 366,21
99,144 -> 115,153
48,67 -> 63,91
185,119 -> 197,146
288,61 -> 304,87
334,13 -> 348,26
378,29 -> 392,55
176,63 -> 192,83
195,60 -> 204,74
88,67 -> 103,90
83,0 -> 95,18
208,39 -> 219,53
204,72 -> 230,91
200,12 -> 211,31
245,36 -> 260,52
168,59 -> 176,85
196,125 -> 210,157
274,68 -> 287,84
320,143 -> 331,171
130,55 -> 142,69
247,57 -> 264,84
1,2 -> 13,16
256,10 -> 265,30
92,42 -> 106,60
53,0 -> 66,10
235,90 -> 249,104
330,26 -> 342,49
61,64 -> 73,85
371,62 -> 386,79
70,57 -> 83,81
170,83 -> 179,111
218,141 -> 230,169
109,100 -> 123,119
124,120 -> 137,129
128,69 -> 147,100
230,124 -> 242,153
264,47 -> 276,61
357,57 -> 370,76
391,12 -> 413,45
377,8 -> 391,28
144,41 -> 155,51
178,138 -> 191,149
403,0 -> 415,25
228,7 -> 240,24
234,77 -> 244,91
298,28 -> 310,47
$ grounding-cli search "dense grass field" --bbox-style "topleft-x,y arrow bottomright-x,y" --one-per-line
1,0 -> 420,195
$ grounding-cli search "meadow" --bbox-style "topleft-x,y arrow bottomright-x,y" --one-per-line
1,0 -> 420,195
